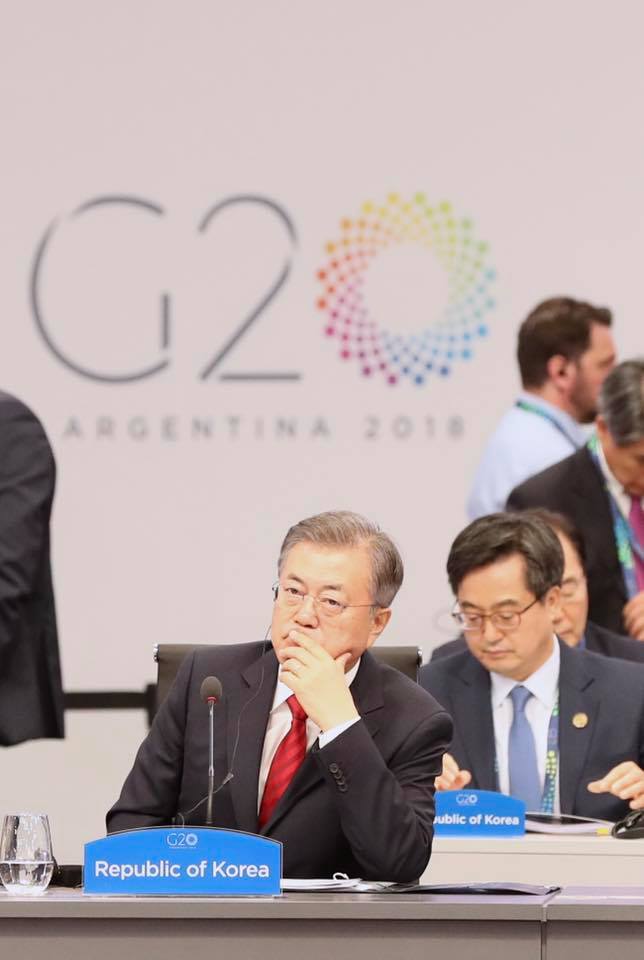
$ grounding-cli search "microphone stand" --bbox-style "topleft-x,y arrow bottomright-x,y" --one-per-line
206,698 -> 215,826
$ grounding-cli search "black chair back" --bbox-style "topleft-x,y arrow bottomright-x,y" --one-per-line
153,643 -> 422,713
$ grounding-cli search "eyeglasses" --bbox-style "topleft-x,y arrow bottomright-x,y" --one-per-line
560,575 -> 586,600
452,595 -> 543,633
272,583 -> 375,620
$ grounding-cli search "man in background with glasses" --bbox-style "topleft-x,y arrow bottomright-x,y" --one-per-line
430,509 -> 644,664
419,513 -> 644,819
108,511 -> 452,880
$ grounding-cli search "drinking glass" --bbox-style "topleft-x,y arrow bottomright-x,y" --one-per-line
0,814 -> 54,895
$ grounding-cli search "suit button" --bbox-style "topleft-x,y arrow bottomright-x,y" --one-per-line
329,763 -> 340,774
338,783 -> 348,793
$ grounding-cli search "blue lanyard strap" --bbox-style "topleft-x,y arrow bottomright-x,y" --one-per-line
541,696 -> 559,815
587,434 -> 643,599
515,399 -> 581,450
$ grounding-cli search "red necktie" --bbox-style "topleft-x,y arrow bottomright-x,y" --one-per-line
258,695 -> 308,829
629,497 -> 644,590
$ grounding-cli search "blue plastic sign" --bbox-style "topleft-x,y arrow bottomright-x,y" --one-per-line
84,828 -> 282,896
434,790 -> 525,837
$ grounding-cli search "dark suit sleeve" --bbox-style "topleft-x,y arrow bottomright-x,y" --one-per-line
506,484 -> 531,511
106,653 -> 196,832
586,622 -> 644,663
430,636 -> 467,660
506,458 -> 569,513
312,705 -> 452,882
0,399 -> 55,659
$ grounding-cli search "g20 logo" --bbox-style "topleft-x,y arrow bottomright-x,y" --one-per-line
166,832 -> 198,848
316,193 -> 496,386
31,194 -> 298,384
31,192 -> 496,387
455,792 -> 479,806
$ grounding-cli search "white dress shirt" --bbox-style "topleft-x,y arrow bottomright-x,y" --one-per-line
490,639 -> 560,813
595,437 -> 643,515
257,660 -> 361,812
467,392 -> 588,519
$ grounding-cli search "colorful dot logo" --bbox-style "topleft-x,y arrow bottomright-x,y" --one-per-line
316,193 -> 497,386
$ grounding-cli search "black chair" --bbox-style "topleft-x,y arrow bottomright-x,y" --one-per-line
153,643 -> 422,714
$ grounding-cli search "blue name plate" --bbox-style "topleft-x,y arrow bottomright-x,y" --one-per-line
84,828 -> 282,896
435,790 -> 525,837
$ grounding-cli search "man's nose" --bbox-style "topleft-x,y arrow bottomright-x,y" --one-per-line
481,615 -> 504,644
294,594 -> 319,626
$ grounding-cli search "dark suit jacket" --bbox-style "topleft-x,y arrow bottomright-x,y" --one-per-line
0,391 -> 63,745
430,621 -> 644,664
506,447 -> 626,634
107,642 -> 452,881
419,640 -> 644,821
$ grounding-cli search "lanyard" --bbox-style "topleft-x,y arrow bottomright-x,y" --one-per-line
495,693 -> 559,814
541,696 -> 559,815
515,399 -> 581,450
587,434 -> 644,599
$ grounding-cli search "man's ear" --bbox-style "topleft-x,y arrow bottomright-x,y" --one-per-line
544,585 -> 562,625
366,608 -> 392,647
546,354 -> 575,392
595,414 -> 608,440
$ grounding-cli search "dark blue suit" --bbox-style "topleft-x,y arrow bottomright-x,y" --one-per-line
419,640 -> 644,821
107,642 -> 452,881
506,447 -> 626,634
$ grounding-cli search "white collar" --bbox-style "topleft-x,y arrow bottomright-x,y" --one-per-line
517,391 -> 588,447
490,637 -> 560,710
595,435 -> 636,516
271,657 -> 361,712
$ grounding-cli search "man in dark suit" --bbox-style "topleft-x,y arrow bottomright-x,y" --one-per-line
108,511 -> 452,881
431,509 -> 644,664
507,359 -> 644,639
420,513 -> 644,821
0,390 -> 64,745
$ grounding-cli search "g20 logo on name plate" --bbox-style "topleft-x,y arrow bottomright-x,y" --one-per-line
316,193 -> 497,386
455,792 -> 479,806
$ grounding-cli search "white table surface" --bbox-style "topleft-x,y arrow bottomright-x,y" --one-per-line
423,833 -> 644,886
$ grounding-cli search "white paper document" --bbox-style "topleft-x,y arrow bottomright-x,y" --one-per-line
525,814 -> 613,835
281,875 -> 392,892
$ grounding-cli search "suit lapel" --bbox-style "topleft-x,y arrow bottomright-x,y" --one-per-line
263,651 -> 384,834
227,647 -> 278,833
348,649 -> 384,738
558,642 -> 600,814
452,656 -> 497,791
573,450 -> 625,602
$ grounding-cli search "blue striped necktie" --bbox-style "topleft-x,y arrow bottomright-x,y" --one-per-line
508,685 -> 542,812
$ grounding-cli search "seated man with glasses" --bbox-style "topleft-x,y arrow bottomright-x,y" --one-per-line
419,513 -> 644,819
430,509 -> 644,663
108,511 -> 452,880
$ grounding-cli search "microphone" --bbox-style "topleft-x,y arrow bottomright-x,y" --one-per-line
174,630 -> 270,827
200,676 -> 223,826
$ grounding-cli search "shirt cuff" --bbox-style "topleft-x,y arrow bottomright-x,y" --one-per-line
318,716 -> 360,748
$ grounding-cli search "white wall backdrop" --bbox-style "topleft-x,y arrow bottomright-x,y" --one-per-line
1,0 -> 643,859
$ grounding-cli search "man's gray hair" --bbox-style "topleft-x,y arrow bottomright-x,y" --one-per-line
599,358 -> 644,446
277,510 -> 404,607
